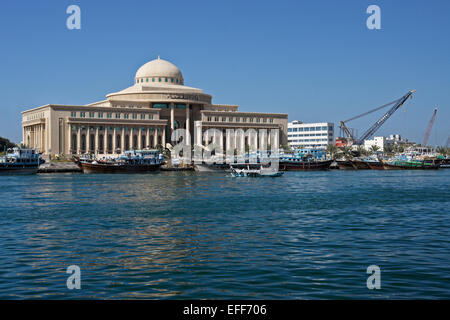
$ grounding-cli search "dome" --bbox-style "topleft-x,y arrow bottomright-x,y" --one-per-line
135,57 -> 184,85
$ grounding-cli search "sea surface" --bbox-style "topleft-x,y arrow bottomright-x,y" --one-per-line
0,170 -> 449,299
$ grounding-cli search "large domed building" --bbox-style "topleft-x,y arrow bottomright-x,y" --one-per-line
21,57 -> 288,157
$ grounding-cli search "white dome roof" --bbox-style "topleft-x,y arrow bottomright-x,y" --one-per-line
135,57 -> 183,84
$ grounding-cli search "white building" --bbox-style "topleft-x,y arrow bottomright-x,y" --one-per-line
287,120 -> 334,149
364,134 -> 408,152
21,56 -> 288,157
364,136 -> 387,151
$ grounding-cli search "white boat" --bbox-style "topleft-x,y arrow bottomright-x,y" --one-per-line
0,147 -> 44,174
230,166 -> 283,177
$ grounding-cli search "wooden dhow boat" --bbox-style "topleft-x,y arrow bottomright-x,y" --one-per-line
79,149 -> 163,173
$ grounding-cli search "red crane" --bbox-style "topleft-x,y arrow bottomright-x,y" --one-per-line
422,108 -> 437,146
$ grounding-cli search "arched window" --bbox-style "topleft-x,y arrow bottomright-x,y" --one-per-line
72,134 -> 77,153
99,134 -> 104,153
125,135 -> 130,150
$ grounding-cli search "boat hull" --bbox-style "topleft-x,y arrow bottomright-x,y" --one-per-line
0,164 -> 39,174
336,160 -> 357,170
80,162 -> 161,173
279,160 -> 332,171
382,162 -> 440,170
366,161 -> 384,170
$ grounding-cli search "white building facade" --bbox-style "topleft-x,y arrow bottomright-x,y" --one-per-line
287,120 -> 334,149
21,57 -> 288,157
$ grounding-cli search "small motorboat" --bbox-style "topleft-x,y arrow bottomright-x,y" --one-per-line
230,166 -> 283,177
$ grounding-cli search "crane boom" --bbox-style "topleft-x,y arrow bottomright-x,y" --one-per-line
355,90 -> 415,145
422,108 -> 437,146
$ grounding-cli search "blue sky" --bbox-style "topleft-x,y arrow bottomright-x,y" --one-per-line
0,0 -> 449,145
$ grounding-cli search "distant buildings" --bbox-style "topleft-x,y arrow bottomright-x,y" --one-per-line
288,120 -> 334,149
363,134 -> 410,151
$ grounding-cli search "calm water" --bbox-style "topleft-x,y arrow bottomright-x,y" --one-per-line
0,170 -> 449,299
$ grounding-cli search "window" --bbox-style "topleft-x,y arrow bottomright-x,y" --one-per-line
80,112 -> 86,118
221,117 -> 226,122
98,112 -> 103,118
269,118 -> 274,123
256,118 -> 260,123
148,114 -> 153,120
263,118 -> 267,123
214,116 -> 219,122
249,118 -> 254,123
207,116 -> 212,122
176,79 -> 179,83
243,118 -> 247,123
140,114 -> 145,120
152,78 -> 155,82
132,114 -> 137,119
124,114 -> 129,119
171,78 -> 174,83
107,113 -> 112,119
115,113 -> 120,119
236,117 -> 240,122
322,126 -> 327,130
89,112 -> 95,118
153,103 -> 168,108
165,78 -> 168,82
158,78 -> 161,82
146,78 -> 149,82
71,111 -> 76,117
229,117 -> 233,122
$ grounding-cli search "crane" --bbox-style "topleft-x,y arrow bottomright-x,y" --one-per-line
339,90 -> 416,145
422,108 -> 437,146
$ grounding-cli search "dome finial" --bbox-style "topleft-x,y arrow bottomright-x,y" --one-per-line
157,55 -> 160,60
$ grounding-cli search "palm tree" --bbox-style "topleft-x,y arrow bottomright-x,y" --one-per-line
369,145 -> 380,155
436,146 -> 448,156
326,144 -> 338,159
356,145 -> 367,157
384,144 -> 394,155
338,146 -> 353,160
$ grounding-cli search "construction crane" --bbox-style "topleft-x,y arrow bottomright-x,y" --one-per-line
422,108 -> 437,146
339,90 -> 416,145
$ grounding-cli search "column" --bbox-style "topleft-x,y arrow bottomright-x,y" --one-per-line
86,127 -> 91,154
95,126 -> 99,155
138,128 -> 142,150
153,128 -> 157,147
185,104 -> 190,145
170,103 -> 175,132
129,128 -> 134,149
68,126 -> 72,154
121,127 -> 125,152
77,126 -> 81,154
146,128 -> 150,148
113,127 -> 117,154
104,128 -> 108,154
22,126 -> 26,147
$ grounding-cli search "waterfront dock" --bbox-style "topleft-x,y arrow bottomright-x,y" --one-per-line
38,162 -> 82,173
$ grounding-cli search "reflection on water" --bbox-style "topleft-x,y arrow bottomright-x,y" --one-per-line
0,170 -> 449,299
